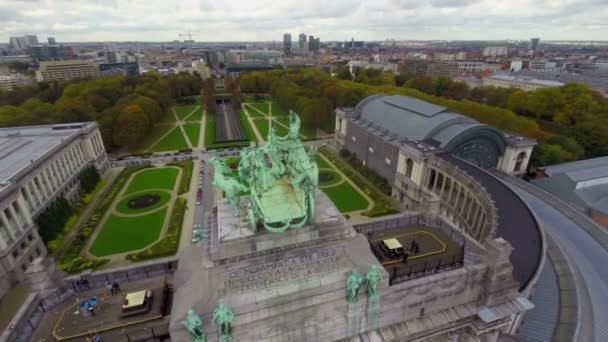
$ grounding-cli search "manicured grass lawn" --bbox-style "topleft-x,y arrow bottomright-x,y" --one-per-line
322,181 -> 369,213
184,123 -> 201,147
186,108 -> 203,121
318,169 -> 343,187
315,155 -> 331,168
204,114 -> 216,146
247,103 -> 269,116
244,104 -> 266,118
270,102 -> 287,116
271,119 -> 289,137
115,190 -> 171,214
89,208 -> 167,256
175,106 -> 199,120
125,167 -> 178,194
158,111 -> 176,123
150,127 -> 189,152
137,124 -> 174,152
238,109 -> 257,141
253,119 -> 269,140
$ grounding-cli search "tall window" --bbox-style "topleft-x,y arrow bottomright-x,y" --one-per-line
405,159 -> 413,178
514,152 -> 527,172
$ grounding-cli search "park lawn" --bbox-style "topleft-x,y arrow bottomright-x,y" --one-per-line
150,127 -> 189,152
238,109 -> 257,141
89,208 -> 167,257
270,102 -> 287,116
115,190 -> 171,214
244,105 -> 266,118
125,167 -> 178,194
253,119 -> 269,140
244,94 -> 256,103
318,169 -> 343,187
204,114 -> 216,146
158,111 -> 176,123
175,106 -> 199,120
315,155 -> 332,169
136,124 -> 174,152
248,103 -> 269,116
321,181 -> 369,213
184,123 -> 201,147
186,108 -> 203,121
271,120 -> 289,137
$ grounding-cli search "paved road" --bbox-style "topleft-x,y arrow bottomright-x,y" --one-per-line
512,187 -> 608,342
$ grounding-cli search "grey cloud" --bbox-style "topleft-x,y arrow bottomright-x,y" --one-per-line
430,0 -> 478,8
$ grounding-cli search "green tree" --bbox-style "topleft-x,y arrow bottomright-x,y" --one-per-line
530,143 -> 573,167
113,104 -> 149,147
567,120 -> 608,158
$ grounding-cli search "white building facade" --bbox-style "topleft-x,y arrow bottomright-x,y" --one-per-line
0,122 -> 108,299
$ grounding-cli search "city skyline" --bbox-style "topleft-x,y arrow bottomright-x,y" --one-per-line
0,0 -> 606,42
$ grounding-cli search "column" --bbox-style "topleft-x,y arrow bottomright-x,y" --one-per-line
440,176 -> 448,199
27,182 -> 41,207
432,171 -> 440,193
453,184 -> 461,209
471,205 -> 482,238
466,200 -> 476,223
8,203 -> 22,232
41,169 -> 55,195
447,179 -> 455,205
17,196 -> 33,226
0,210 -> 17,241
45,167 -> 58,190
32,177 -> 46,201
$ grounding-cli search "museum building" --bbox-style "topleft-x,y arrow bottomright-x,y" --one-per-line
0,122 -> 108,300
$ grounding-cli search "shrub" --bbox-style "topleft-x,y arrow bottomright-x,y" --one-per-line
167,160 -> 193,195
57,165 -> 151,273
126,198 -> 186,261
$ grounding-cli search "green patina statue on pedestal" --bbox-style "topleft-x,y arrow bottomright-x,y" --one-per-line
366,266 -> 382,302
182,309 -> 206,342
210,111 -> 319,233
346,269 -> 364,303
212,303 -> 234,342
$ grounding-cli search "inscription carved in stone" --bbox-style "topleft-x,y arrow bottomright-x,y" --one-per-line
223,249 -> 342,293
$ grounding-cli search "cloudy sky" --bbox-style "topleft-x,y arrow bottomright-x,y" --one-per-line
1,0 -> 607,42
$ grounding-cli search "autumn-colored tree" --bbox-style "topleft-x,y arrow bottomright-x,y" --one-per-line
113,104 -> 149,147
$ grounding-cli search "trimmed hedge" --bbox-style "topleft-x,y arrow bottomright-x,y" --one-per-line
339,148 -> 392,195
57,165 -> 152,274
166,160 -> 193,195
126,197 -> 186,261
319,148 -> 398,218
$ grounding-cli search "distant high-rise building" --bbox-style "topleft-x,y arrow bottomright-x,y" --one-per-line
308,35 -> 314,53
23,35 -> 38,46
529,38 -> 540,51
283,33 -> 292,55
9,37 -> 27,51
298,33 -> 306,49
47,37 -> 56,45
9,35 -> 39,51
313,37 -> 320,52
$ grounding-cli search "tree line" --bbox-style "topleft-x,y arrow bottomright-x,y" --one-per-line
0,72 -> 202,150
240,67 -> 608,167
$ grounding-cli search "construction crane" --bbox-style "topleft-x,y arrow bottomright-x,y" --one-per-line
178,31 -> 198,42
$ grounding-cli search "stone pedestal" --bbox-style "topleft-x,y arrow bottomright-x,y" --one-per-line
24,257 -> 62,296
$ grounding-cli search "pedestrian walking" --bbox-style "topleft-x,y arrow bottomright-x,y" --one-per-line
112,281 -> 121,294
106,281 -> 114,296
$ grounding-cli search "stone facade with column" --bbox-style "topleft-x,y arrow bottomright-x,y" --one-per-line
0,122 -> 108,300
